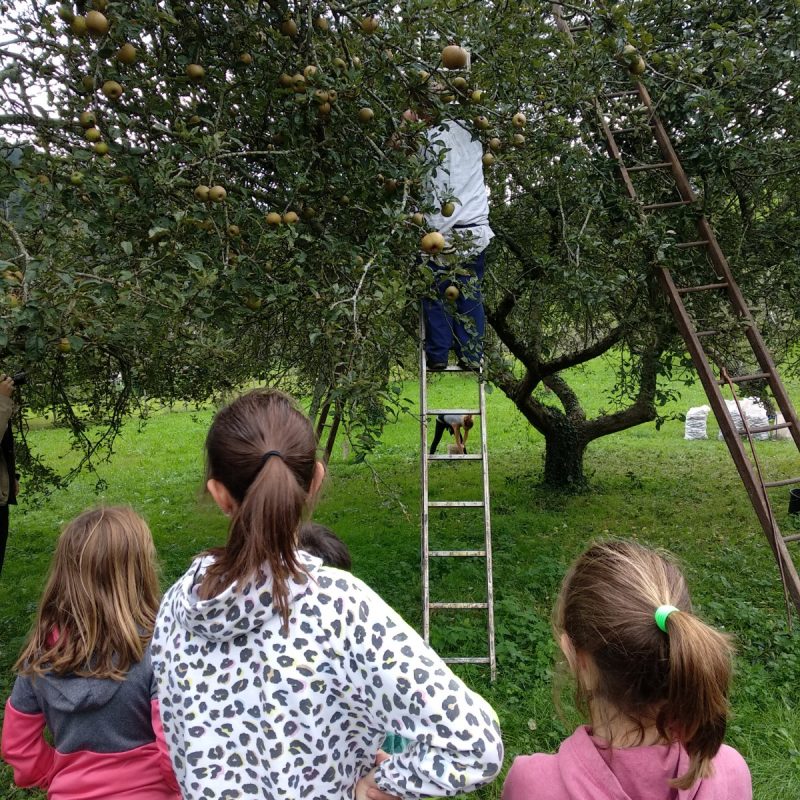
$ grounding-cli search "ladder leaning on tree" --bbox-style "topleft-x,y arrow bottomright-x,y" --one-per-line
419,313 -> 497,680
551,3 -> 800,613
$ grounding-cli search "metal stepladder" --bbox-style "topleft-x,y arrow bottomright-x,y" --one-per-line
419,314 -> 496,680
552,3 -> 800,613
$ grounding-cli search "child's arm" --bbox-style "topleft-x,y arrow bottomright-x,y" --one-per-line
1,678 -> 56,789
150,667 -> 181,793
339,576 -> 504,799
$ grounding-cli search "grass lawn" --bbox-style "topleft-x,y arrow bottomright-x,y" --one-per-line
2,356 -> 800,799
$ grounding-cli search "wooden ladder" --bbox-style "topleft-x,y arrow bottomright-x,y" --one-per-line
553,4 -> 800,612
419,314 -> 497,680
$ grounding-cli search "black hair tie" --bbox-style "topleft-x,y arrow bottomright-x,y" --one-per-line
259,450 -> 284,469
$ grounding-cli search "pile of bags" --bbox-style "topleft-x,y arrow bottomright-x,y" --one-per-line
684,398 -> 790,441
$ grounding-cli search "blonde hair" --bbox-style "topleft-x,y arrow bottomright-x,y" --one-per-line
16,506 -> 161,681
555,540 -> 733,790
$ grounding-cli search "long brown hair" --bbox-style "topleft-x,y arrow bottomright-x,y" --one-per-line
16,506 -> 160,680
555,540 -> 733,790
199,389 -> 318,627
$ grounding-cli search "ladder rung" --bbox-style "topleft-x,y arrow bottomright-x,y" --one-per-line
642,199 -> 695,211
748,421 -> 792,435
429,500 -> 485,507
675,282 -> 729,294
605,90 -> 640,99
717,372 -> 771,385
569,24 -> 589,31
783,533 -> 800,544
609,127 -> 638,135
428,453 -> 482,461
440,364 -> 479,372
695,330 -> 718,338
430,550 -> 486,557
674,240 -> 710,249
426,408 -> 480,415
764,477 -> 800,488
430,602 -> 489,610
627,161 -> 672,172
443,657 -> 491,664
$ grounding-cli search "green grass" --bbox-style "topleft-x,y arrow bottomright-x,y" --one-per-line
3,357 -> 800,798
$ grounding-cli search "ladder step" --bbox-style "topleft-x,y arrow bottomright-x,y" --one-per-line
674,240 -> 710,249
764,477 -> 800,488
675,281 -> 729,294
604,90 -> 640,99
695,330 -> 718,338
609,127 -> 639,136
627,161 -> 672,172
430,550 -> 487,557
717,372 -> 771,385
443,657 -> 491,664
783,533 -> 800,544
427,408 -> 480,415
429,500 -> 485,507
748,421 -> 792,435
642,199 -> 695,211
428,453 -> 483,461
569,24 -> 590,31
430,602 -> 489,610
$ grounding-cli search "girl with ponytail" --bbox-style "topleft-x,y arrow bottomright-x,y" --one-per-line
503,540 -> 751,800
151,389 -> 502,800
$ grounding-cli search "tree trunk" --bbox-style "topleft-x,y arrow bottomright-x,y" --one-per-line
543,423 -> 589,490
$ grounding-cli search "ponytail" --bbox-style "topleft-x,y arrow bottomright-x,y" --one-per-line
557,540 -> 735,792
659,610 -> 733,789
198,390 -> 318,629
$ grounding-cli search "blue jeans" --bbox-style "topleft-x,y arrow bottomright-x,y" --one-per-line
422,249 -> 486,365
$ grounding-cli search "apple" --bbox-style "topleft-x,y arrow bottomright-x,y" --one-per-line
56,337 -> 72,353
301,206 -> 316,219
283,211 -> 299,224
383,179 -> 398,193
85,10 -> 108,35
411,212 -> 425,226
489,137 -> 502,151
512,112 -> 526,128
208,185 -> 227,202
512,133 -> 525,146
70,15 -> 87,35
482,152 -> 496,167
314,89 -> 329,104
92,0 -> 107,10
278,72 -> 294,87
360,15 -> 378,33
84,127 -> 102,142
78,110 -> 96,128
238,52 -> 253,65
244,295 -> 262,310
333,57 -> 347,71
352,56 -> 361,67
421,231 -> 446,254
292,73 -> 306,91
188,114 -> 202,126
630,56 -> 647,75
621,43 -> 638,62
358,107 -> 374,123
339,195 -> 350,205
186,63 -> 205,81
474,115 -> 490,130
70,171 -> 84,185
327,89 -> 337,102
194,184 -> 210,201
444,285 -> 460,302
280,17 -> 298,37
102,80 -> 123,100
441,202 -> 455,217
470,89 -> 484,103
58,4 -> 74,22
303,65 -> 318,79
227,224 -> 240,236
116,43 -> 137,64
93,141 -> 109,155
314,16 -> 329,32
265,211 -> 282,225
452,76 -> 468,92
441,45 -> 468,69
2,270 -> 19,283
81,75 -> 95,91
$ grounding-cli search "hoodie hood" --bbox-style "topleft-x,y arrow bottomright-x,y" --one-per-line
173,550 -> 322,641
33,671 -> 122,713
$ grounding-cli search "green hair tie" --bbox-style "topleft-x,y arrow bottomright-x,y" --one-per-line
654,604 -> 679,633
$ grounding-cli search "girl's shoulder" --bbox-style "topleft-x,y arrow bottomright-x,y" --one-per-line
712,745 -> 751,795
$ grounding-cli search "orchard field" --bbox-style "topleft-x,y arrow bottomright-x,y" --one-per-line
2,357 -> 800,799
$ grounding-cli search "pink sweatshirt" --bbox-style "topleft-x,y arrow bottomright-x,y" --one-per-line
503,726 -> 752,800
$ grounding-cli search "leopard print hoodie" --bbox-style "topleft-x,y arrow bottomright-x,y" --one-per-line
151,551 -> 503,800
